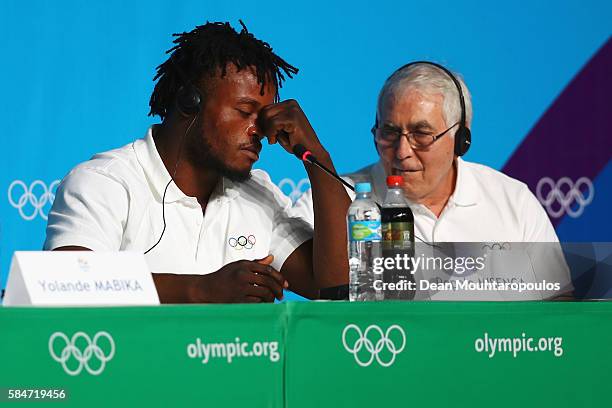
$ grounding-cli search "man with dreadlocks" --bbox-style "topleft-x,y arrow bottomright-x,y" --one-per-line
44,21 -> 350,302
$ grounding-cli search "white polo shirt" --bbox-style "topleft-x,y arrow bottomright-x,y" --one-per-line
293,159 -> 573,299
44,126 -> 312,274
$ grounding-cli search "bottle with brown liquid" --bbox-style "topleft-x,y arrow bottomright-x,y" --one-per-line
381,176 -> 415,300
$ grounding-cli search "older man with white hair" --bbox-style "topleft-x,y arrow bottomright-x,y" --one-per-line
294,61 -> 573,299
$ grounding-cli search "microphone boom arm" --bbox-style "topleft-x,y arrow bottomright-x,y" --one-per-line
292,144 -> 355,192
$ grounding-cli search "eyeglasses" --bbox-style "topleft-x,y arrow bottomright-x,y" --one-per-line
372,122 -> 459,150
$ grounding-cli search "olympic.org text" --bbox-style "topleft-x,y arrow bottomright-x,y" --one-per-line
186,337 -> 280,364
474,333 -> 563,358
372,254 -> 486,275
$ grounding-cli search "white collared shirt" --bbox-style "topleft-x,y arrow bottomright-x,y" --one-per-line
44,127 -> 312,274
293,158 -> 573,299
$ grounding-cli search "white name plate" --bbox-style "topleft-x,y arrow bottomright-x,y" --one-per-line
3,251 -> 160,306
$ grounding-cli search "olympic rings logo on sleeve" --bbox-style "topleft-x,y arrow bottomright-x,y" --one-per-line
536,177 -> 594,218
342,324 -> 406,367
228,235 -> 256,250
8,179 -> 60,221
48,331 -> 115,376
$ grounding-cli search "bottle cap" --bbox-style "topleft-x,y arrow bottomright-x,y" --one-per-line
355,182 -> 371,193
386,175 -> 403,187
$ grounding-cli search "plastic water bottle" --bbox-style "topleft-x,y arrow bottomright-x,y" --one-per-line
347,182 -> 383,301
381,176 -> 415,300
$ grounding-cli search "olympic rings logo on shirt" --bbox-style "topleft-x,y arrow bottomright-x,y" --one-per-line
48,331 -> 115,376
8,179 -> 60,221
228,235 -> 256,250
482,242 -> 511,251
278,178 -> 311,203
342,324 -> 406,367
535,177 -> 594,219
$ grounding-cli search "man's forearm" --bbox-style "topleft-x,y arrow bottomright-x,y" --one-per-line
304,150 -> 351,287
152,273 -> 204,303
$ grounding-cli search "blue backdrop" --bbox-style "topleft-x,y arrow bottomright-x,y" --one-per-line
1,0 -> 611,291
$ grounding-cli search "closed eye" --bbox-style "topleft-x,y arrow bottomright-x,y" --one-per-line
382,126 -> 402,137
235,108 -> 253,118
413,131 -> 431,137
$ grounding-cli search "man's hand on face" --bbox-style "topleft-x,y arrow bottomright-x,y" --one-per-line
257,99 -> 327,158
197,255 -> 288,303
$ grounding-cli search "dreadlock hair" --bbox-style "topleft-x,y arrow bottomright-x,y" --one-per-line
149,20 -> 298,120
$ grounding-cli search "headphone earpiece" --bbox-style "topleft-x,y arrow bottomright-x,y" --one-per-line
454,125 -> 471,157
175,85 -> 202,116
170,56 -> 202,117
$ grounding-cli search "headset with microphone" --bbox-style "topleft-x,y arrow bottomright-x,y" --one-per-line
374,61 -> 471,157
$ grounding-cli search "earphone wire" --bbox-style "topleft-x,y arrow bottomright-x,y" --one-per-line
144,115 -> 197,254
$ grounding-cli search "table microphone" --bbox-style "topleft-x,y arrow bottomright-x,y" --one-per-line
292,144 -> 355,192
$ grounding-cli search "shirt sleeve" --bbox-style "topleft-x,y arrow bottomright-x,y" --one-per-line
44,167 -> 129,251
521,186 -> 560,242
291,188 -> 315,227
269,205 -> 313,272
247,171 -> 312,271
292,176 -> 356,228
